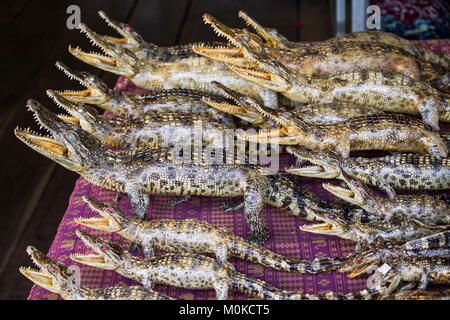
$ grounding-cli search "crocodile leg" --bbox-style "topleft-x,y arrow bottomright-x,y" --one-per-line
141,275 -> 154,289
418,97 -> 440,130
167,195 -> 191,207
142,245 -> 155,258
214,246 -> 229,263
419,136 -> 448,158
125,185 -> 150,220
334,136 -> 351,158
220,201 -> 244,212
244,183 -> 269,243
371,178 -> 397,199
213,280 -> 229,300
417,270 -> 429,291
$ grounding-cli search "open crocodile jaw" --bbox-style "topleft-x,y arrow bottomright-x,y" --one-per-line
322,183 -> 364,206
69,254 -> 116,270
19,268 -> 58,292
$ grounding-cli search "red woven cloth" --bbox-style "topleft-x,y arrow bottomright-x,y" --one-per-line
27,40 -> 449,300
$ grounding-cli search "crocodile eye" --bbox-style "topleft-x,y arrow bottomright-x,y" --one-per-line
125,26 -> 131,31
48,265 -> 58,273
355,257 -> 362,263
329,215 -> 335,220
107,209 -> 112,213
67,132 -> 78,141
242,35 -> 249,42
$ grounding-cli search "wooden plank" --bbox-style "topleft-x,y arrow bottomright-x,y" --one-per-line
0,0 -> 138,299
179,0 -> 298,44
299,0 -> 332,41
0,167 -> 78,300
126,0 -> 190,46
0,0 -> 30,28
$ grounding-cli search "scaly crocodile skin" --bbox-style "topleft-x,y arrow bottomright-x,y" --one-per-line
226,65 -> 449,129
339,237 -> 450,291
97,11 -> 231,62
321,176 -> 450,226
72,230 -> 375,300
286,149 -> 450,196
54,61 -> 234,125
240,104 -> 448,158
76,196 -> 345,273
204,81 -> 385,127
19,246 -> 173,300
17,100 -> 354,243
198,13 -> 446,83
49,91 -> 233,149
69,22 -> 278,108
299,206 -> 442,251
237,11 -> 450,70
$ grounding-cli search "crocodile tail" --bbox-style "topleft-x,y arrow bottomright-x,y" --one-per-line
264,174 -> 334,219
290,289 -> 376,300
230,271 -> 296,300
229,236 -> 344,273
404,230 -> 450,251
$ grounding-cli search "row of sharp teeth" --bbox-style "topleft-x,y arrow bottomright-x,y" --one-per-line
98,11 -> 125,36
70,45 -> 114,61
48,94 -> 73,114
79,28 -> 109,53
52,89 -> 85,95
55,63 -> 88,88
27,107 -> 53,133
324,183 -> 350,193
16,124 -> 52,138
207,87 -> 243,108
193,43 -> 235,50
203,17 -> 237,45
237,11 -> 267,40
19,266 -> 40,273
78,27 -> 114,59
240,128 -> 279,137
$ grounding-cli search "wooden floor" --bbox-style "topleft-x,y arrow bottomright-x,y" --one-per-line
0,0 -> 333,299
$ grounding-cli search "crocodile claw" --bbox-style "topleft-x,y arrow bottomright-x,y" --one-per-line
220,201 -> 244,212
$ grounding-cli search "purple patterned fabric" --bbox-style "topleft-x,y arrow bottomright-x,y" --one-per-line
28,40 -> 449,300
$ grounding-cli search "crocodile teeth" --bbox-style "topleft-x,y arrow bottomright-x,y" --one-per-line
55,62 -> 88,88
98,11 -> 125,36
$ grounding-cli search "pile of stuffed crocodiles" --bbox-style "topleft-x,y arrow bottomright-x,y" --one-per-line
16,11 -> 449,300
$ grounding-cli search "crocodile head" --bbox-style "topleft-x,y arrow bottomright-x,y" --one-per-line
338,245 -> 381,277
193,13 -> 266,68
74,196 -> 129,233
98,11 -> 147,54
234,97 -> 310,145
300,206 -> 351,238
46,90 -> 121,148
285,147 -> 343,179
53,61 -> 115,105
71,230 -> 125,270
202,81 -> 268,126
69,22 -> 139,77
19,246 -> 75,294
15,100 -> 104,173
322,175 -> 376,209
238,11 -> 294,49
47,89 -> 104,137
